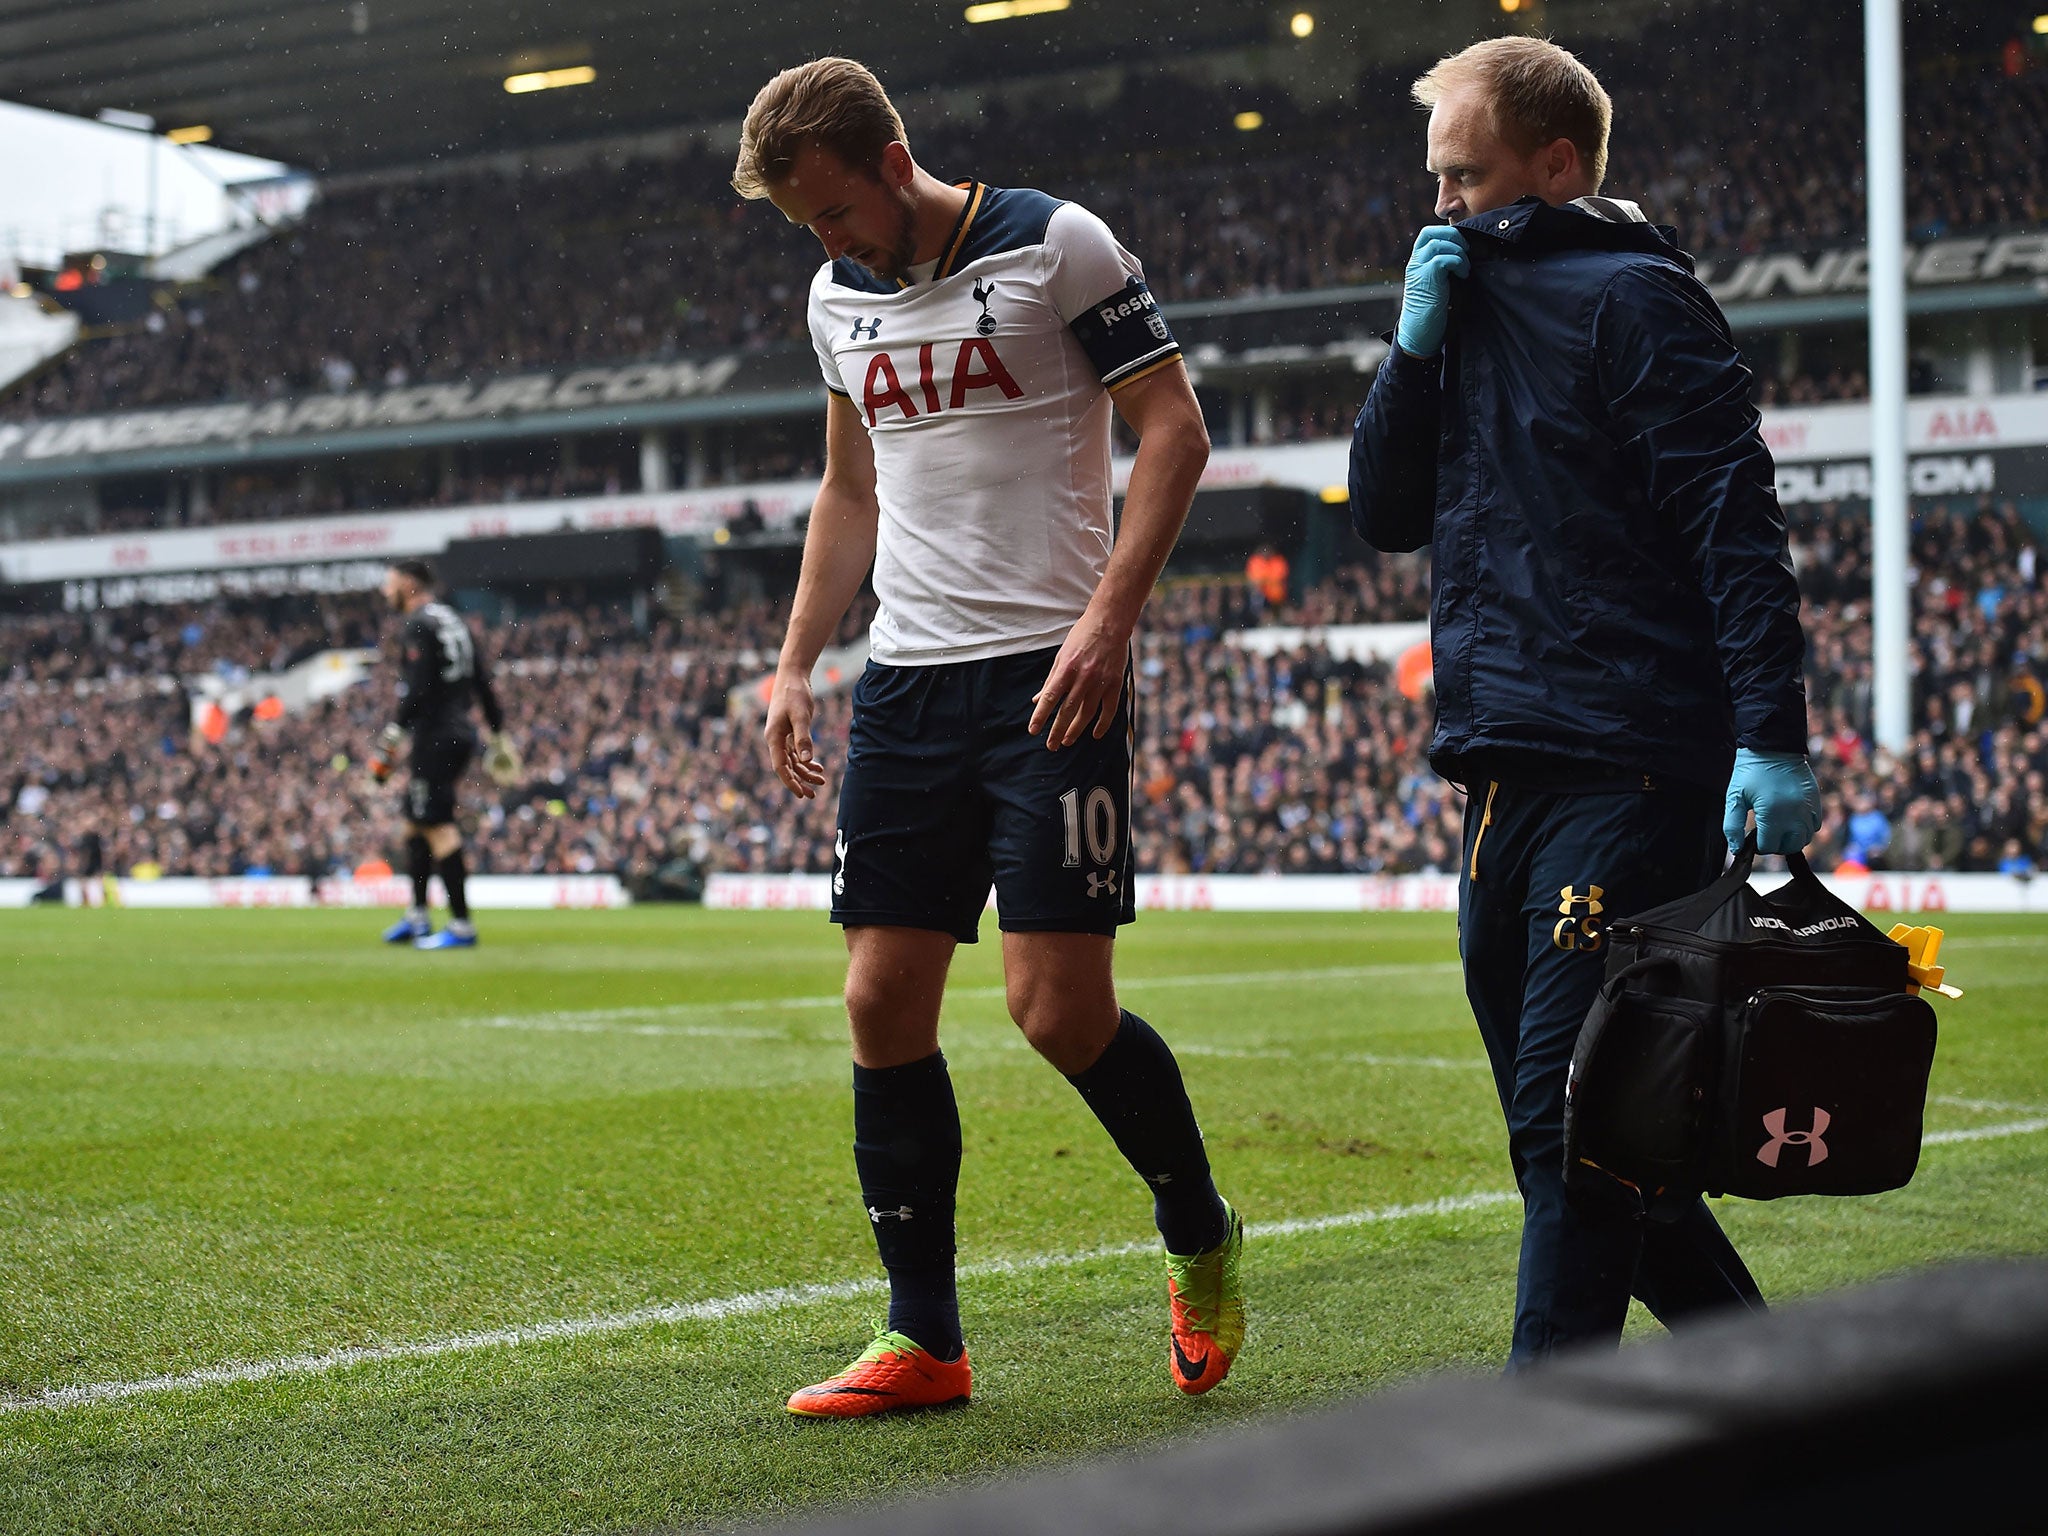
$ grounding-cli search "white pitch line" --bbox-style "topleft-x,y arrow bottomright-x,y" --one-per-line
456,961 -> 1462,1036
1253,1191 -> 1518,1238
464,1018 -> 781,1041
0,1189 -> 1517,1415
461,996 -> 844,1030
1174,1043 -> 1487,1072
1923,1118 -> 2048,1146
1341,1052 -> 1490,1072
1121,962 -> 1463,990
1930,1095 -> 2048,1117
11,1119 -> 2044,1416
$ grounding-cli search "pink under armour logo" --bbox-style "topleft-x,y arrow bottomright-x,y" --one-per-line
1757,1106 -> 1832,1168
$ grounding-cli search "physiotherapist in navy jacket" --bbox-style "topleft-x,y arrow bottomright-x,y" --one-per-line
1350,36 -> 1825,1367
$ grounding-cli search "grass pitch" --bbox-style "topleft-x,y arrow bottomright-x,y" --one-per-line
0,908 -> 2044,1534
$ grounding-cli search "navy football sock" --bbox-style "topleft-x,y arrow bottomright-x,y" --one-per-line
1067,1010 -> 1229,1256
852,1051 -> 963,1359
437,847 -> 470,923
406,834 -> 432,911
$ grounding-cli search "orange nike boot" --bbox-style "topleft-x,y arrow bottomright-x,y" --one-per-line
786,1329 -> 972,1418
1166,1202 -> 1246,1394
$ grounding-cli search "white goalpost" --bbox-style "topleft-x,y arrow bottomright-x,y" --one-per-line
1866,0 -> 1911,752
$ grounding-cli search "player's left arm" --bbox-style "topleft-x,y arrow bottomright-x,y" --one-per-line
1596,263 -> 1809,754
468,624 -> 523,785
470,627 -> 505,736
371,618 -> 434,782
1029,362 -> 1208,749
1030,203 -> 1209,749
392,615 -> 434,735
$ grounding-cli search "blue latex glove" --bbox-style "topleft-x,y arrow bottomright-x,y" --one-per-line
1723,748 -> 1823,854
1395,224 -> 1470,357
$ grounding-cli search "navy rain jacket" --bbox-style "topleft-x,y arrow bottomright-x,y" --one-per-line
1349,196 -> 1808,791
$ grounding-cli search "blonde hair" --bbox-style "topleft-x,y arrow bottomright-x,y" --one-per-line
732,57 -> 908,199
1412,37 -> 1612,191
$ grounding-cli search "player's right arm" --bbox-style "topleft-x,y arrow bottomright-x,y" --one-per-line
1348,342 -> 1445,555
371,614 -> 435,781
392,612 -> 436,733
765,391 -> 878,799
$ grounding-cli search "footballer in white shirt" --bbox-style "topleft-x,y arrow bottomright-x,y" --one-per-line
736,57 -> 1245,1419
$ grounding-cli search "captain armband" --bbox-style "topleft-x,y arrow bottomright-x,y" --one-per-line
1068,277 -> 1181,390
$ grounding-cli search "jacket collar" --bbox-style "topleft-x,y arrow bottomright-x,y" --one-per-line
1454,195 -> 1693,273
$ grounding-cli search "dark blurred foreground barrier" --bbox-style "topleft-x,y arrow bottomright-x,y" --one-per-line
745,1260 -> 2048,1535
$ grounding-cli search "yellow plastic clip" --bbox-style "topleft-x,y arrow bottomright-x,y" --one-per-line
1888,923 -> 1964,1000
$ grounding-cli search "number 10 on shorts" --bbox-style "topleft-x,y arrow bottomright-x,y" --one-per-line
1060,786 -> 1119,868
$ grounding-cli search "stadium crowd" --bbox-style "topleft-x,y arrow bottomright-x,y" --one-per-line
1,440 -> 834,544
2,498 -> 2043,888
0,363 -> 1882,546
6,1 -> 2044,424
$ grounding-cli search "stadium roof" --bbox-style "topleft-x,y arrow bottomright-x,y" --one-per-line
0,0 -> 1305,176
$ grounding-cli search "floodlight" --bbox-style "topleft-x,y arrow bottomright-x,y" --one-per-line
964,0 -> 1070,22
504,66 -> 597,95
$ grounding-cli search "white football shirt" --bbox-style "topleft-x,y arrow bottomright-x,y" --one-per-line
807,183 -> 1182,665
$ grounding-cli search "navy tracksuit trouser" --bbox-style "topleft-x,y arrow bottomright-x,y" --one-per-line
1458,776 -> 1766,1367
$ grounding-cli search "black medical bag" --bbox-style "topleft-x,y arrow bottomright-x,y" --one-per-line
1563,837 -> 1938,1218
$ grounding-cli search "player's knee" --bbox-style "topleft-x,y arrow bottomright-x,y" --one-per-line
843,975 -> 944,1068
1014,1016 -> 1075,1068
843,969 -> 930,1037
843,971 -> 892,1032
1006,979 -> 1111,1070
1003,971 -> 1045,1034
1508,1119 -> 1567,1182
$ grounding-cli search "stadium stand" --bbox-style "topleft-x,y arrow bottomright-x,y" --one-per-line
3,499 -> 2040,886
0,443 -> 830,544
4,5 -> 2042,1528
4,0 -> 2044,424
0,362 -> 1877,549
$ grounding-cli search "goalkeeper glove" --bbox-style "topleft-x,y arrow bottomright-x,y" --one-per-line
368,723 -> 404,783
483,731 -> 524,787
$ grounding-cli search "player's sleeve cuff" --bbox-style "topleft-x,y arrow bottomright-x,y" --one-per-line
825,384 -> 852,400
1106,350 -> 1183,393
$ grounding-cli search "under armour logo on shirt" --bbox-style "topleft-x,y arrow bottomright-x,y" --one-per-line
868,1205 -> 914,1223
1756,1106 -> 1831,1168
850,317 -> 881,341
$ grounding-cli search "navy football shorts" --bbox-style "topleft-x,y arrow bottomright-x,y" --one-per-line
831,645 -> 1137,943
406,725 -> 476,827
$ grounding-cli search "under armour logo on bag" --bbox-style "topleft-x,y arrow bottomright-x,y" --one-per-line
850,317 -> 881,341
1756,1106 -> 1832,1168
1086,871 -> 1119,899
868,1204 -> 914,1223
